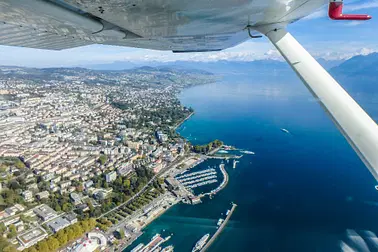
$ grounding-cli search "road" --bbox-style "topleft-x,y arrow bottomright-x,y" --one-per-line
98,155 -> 188,219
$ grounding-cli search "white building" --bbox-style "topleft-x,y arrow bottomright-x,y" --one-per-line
105,171 -> 117,183
22,190 -> 33,202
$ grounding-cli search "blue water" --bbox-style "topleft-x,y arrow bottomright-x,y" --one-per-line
126,75 -> 378,251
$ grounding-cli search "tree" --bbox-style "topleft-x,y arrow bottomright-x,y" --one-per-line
36,241 -> 49,252
66,228 -> 75,241
98,155 -> 108,165
0,237 -> 16,252
7,224 -> 17,239
123,179 -> 131,188
62,202 -> 73,212
0,223 -> 6,235
54,204 -> 62,212
46,237 -> 60,251
14,159 -> 25,169
56,230 -> 67,244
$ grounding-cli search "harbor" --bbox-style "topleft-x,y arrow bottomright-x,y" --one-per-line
170,162 -> 229,202
125,145 -> 250,251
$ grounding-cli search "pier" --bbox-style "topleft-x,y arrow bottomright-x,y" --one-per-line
232,160 -> 239,168
187,179 -> 218,189
199,164 -> 229,198
200,203 -> 237,252
176,168 -> 216,180
182,175 -> 218,186
178,172 -> 217,182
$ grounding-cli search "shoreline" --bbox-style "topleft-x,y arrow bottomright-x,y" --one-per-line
120,194 -> 179,251
174,111 -> 194,130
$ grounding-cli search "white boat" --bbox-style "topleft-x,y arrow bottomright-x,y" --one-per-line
241,150 -> 255,155
131,243 -> 145,252
161,245 -> 174,252
280,128 -> 290,134
226,210 -> 230,216
217,218 -> 224,226
192,234 -> 210,252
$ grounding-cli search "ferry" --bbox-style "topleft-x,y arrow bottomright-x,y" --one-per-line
217,218 -> 224,226
192,234 -> 210,252
241,150 -> 255,155
161,245 -> 174,252
131,243 -> 145,252
280,128 -> 290,134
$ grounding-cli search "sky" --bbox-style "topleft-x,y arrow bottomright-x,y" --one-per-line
0,0 -> 377,67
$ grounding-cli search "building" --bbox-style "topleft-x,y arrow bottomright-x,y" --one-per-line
64,213 -> 78,225
165,177 -> 180,190
4,206 -> 19,216
117,163 -> 133,176
22,190 -> 33,202
17,227 -> 48,249
33,204 -> 58,221
105,171 -> 117,183
84,180 -> 94,189
36,191 -> 49,200
73,232 -> 107,252
70,192 -> 82,205
93,188 -> 113,200
46,216 -> 70,233
155,131 -> 168,143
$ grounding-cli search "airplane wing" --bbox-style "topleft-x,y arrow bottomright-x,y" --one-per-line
0,0 -> 327,51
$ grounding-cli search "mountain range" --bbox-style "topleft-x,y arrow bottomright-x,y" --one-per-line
84,58 -> 343,74
330,52 -> 378,93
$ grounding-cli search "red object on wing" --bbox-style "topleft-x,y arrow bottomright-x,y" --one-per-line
329,0 -> 372,20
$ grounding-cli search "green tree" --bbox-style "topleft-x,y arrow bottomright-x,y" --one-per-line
56,230 -> 67,244
36,241 -> 49,252
62,202 -> 73,212
98,155 -> 108,165
14,159 -> 25,169
123,179 -> 131,188
0,223 -> 6,235
66,228 -> 75,241
7,224 -> 17,239
0,236 -> 16,252
46,237 -> 60,251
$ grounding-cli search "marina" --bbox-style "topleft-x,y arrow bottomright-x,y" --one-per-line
187,179 -> 218,189
176,168 -> 216,179
181,175 -> 218,186
175,167 -> 220,191
177,172 -> 217,183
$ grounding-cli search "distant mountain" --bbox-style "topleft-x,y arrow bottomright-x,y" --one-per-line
0,65 -> 215,88
317,58 -> 344,70
85,58 -> 342,75
331,53 -> 378,93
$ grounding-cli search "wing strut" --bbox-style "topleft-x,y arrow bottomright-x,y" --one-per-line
257,26 -> 378,181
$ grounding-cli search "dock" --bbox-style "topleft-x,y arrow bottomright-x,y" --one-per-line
199,164 -> 228,198
200,203 -> 237,252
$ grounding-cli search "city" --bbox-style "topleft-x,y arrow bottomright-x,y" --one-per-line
0,66 -> 218,252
